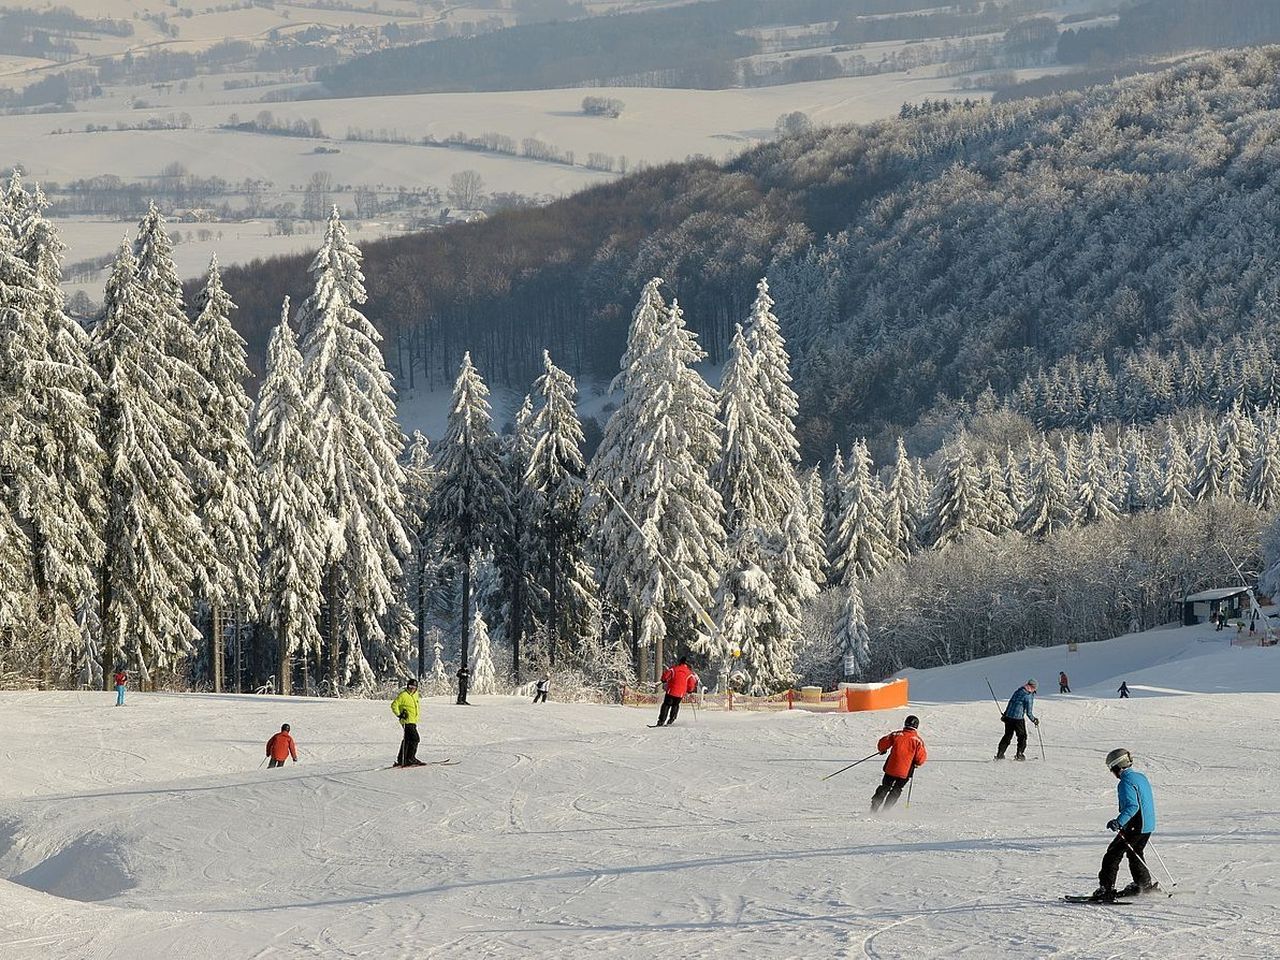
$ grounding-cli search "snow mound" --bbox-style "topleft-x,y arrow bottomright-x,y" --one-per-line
10,832 -> 137,902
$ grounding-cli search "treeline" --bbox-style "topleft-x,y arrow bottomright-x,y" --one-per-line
1057,0 -> 1280,65
223,49 -> 1280,465
316,0 -> 969,97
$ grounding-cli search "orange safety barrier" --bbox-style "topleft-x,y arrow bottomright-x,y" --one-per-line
841,679 -> 909,712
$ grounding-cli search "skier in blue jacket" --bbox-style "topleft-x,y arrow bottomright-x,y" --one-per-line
995,679 -> 1038,761
1093,747 -> 1160,901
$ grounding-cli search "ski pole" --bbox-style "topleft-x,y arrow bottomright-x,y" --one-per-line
1036,718 -> 1046,761
1144,838 -> 1179,892
820,752 -> 879,782
906,770 -> 916,809
985,677 -> 1003,716
1114,830 -> 1173,899
258,756 -> 268,769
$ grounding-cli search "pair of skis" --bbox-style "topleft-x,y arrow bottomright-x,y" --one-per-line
389,758 -> 458,769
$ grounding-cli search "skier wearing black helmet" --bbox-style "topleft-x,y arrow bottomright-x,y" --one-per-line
1091,747 -> 1160,901
870,715 -> 927,813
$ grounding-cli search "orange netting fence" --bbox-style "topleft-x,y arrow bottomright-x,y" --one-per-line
620,678 -> 909,713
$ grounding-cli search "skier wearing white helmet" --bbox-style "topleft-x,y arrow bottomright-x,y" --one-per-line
1091,748 -> 1160,901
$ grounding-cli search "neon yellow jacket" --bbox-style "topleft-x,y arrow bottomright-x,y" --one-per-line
391,690 -> 420,725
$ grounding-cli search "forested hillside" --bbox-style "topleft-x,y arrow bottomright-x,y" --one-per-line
222,48 -> 1280,461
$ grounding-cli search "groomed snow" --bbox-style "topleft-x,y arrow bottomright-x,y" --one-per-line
2,623 -> 1278,958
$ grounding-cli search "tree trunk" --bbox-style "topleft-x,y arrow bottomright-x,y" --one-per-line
234,608 -> 242,694
301,645 -> 309,696
327,566 -> 340,695
512,554 -> 524,681
278,622 -> 292,696
211,602 -> 223,693
548,542 -> 559,668
416,552 -> 426,679
460,552 -> 471,670
99,561 -> 113,691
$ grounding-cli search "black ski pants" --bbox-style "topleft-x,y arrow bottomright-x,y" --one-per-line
457,679 -> 469,705
397,723 -> 420,766
268,758 -> 285,769
533,690 -> 548,704
657,694 -> 682,725
870,774 -> 909,812
997,718 -> 1027,758
1059,682 -> 1070,694
1100,823 -> 1152,889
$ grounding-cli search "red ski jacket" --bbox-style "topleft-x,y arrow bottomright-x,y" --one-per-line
113,672 -> 126,687
660,663 -> 698,699
266,731 -> 297,762
877,728 -> 926,780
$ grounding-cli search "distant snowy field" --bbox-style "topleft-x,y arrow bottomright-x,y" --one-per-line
3,624 -> 1278,958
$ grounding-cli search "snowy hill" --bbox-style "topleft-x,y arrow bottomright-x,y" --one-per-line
2,628 -> 1278,958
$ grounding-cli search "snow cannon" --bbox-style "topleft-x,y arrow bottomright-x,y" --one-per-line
837,679 -> 909,713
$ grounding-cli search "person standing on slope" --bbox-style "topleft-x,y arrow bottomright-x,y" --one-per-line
1059,671 -> 1070,694
113,667 -> 127,706
871,715 -> 927,813
533,675 -> 550,704
656,656 -> 698,726
266,723 -> 298,769
456,665 -> 471,706
1092,748 -> 1160,901
392,678 -> 424,767
1118,681 -> 1130,699
996,679 -> 1039,761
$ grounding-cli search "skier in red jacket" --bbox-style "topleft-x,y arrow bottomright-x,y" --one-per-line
656,656 -> 698,726
871,715 -> 927,812
266,723 -> 298,769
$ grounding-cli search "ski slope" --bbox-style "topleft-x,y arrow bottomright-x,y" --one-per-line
2,625 -> 1278,958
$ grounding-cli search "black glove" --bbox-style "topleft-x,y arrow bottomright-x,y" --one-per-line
1106,819 -> 1121,831
399,709 -> 407,720
1000,713 -> 1007,721
1032,717 -> 1040,727
879,749 -> 887,756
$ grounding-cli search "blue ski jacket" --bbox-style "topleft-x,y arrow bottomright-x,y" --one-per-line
1004,686 -> 1036,721
1116,768 -> 1157,833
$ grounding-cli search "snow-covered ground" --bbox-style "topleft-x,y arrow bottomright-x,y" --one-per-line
3,622 -> 1277,958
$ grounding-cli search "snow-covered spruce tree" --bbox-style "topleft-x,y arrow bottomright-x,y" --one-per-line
589,284 -> 724,677
833,578 -> 871,681
1074,428 -> 1120,525
715,526 -> 792,694
1247,413 -> 1280,510
1061,433 -> 1082,492
1191,416 -> 1226,502
492,396 -> 537,679
1120,427 -> 1157,514
803,466 -> 827,580
400,430 -> 439,678
468,603 -> 499,695
823,446 -> 846,564
920,433 -> 989,550
980,451 -> 1017,535
92,241 -> 203,686
830,440 -> 890,581
1004,446 -> 1028,517
1160,424 -> 1193,511
1019,437 -> 1073,538
882,438 -> 919,564
297,207 -> 410,690
0,180 -> 104,680
427,352 -> 508,678
1218,403 -> 1252,502
526,351 -> 597,672
253,300 -> 329,696
192,256 -> 260,690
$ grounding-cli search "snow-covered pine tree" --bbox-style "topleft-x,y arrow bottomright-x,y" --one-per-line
823,446 -> 846,565
526,351 -> 597,672
920,433 -> 989,549
1004,446 -> 1028,517
589,285 -> 724,677
1074,428 -> 1121,525
980,450 -> 1017,535
0,179 -> 104,679
298,207 -> 410,689
93,241 -> 203,685
1247,413 -> 1280,510
1160,423 -> 1193,511
401,430 -> 438,678
883,437 -> 919,563
1218,402 -> 1251,502
1120,427 -> 1155,514
830,440 -> 890,580
427,352 -> 508,678
253,300 -> 329,696
493,396 -> 537,679
714,525 -> 791,694
468,602 -> 499,695
803,467 -> 827,580
1061,433 -> 1082,491
192,256 -> 260,690
1191,416 -> 1226,502
833,578 -> 871,681
1019,437 -> 1073,538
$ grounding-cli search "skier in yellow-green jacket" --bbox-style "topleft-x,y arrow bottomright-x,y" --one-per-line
391,678 -> 423,767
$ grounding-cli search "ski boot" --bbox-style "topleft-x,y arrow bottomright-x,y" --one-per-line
1089,886 -> 1118,902
1118,881 -> 1160,898
1014,753 -> 1026,761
